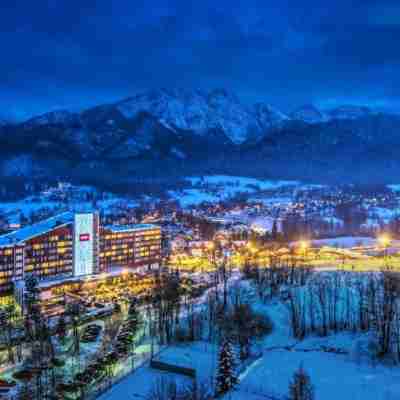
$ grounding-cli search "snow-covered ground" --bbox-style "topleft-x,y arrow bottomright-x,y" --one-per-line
229,294 -> 400,400
98,357 -> 191,400
0,196 -> 137,224
156,342 -> 217,385
388,184 -> 400,192
311,236 -> 376,248
233,342 -> 400,400
188,175 -> 298,190
169,175 -> 300,207
100,342 -> 217,400
168,188 -> 222,207
251,196 -> 293,207
309,236 -> 400,250
101,274 -> 400,400
0,199 -> 64,222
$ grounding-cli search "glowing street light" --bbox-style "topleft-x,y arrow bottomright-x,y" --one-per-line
207,242 -> 215,251
121,268 -> 129,277
299,240 -> 309,252
378,234 -> 391,248
378,234 -> 391,265
247,242 -> 257,254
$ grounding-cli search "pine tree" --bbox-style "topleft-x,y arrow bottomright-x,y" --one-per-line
215,338 -> 237,397
56,315 -> 67,343
289,365 -> 314,400
67,302 -> 82,355
127,298 -> 141,334
25,274 -> 39,315
271,219 -> 278,241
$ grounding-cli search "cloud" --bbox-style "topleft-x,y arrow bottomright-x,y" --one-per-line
0,0 -> 399,117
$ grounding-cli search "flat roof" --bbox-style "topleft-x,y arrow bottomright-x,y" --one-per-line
0,212 -> 160,247
0,212 -> 74,247
105,223 -> 160,233
37,267 -> 139,290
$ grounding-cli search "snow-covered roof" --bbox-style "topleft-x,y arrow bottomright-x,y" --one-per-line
0,212 -> 73,247
37,266 -> 133,290
105,223 -> 160,233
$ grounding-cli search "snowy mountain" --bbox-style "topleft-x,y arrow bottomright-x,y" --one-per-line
253,103 -> 289,131
116,88 -> 282,145
24,110 -> 80,127
290,104 -> 328,124
1,89 -> 400,183
290,104 -> 376,124
0,116 -> 17,127
327,105 -> 374,120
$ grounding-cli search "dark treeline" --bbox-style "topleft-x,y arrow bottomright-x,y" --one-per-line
244,257 -> 400,364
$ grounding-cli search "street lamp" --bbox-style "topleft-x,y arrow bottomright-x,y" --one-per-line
298,240 -> 310,266
122,268 -> 129,278
246,242 -> 258,265
299,240 -> 309,253
378,234 -> 391,248
378,234 -> 391,264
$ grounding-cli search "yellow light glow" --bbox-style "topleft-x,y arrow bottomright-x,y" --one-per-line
299,240 -> 309,252
378,234 -> 391,248
247,242 -> 256,251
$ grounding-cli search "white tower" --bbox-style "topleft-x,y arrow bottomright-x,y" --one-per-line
73,212 -> 99,277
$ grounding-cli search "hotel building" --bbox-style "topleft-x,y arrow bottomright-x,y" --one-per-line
100,225 -> 161,272
0,211 -> 161,296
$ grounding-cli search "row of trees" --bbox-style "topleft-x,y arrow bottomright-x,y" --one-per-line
150,338 -> 314,400
1,263 -> 315,400
1,272 -> 146,400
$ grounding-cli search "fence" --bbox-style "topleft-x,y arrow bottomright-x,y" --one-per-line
150,359 -> 197,379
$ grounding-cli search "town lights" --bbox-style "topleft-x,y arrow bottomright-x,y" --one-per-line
378,234 -> 391,248
207,242 -> 215,251
247,242 -> 257,253
250,247 -> 258,256
121,268 -> 129,277
378,234 -> 391,264
299,240 -> 309,252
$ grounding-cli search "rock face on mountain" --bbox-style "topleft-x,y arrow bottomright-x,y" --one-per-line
0,89 -> 285,166
290,104 -> 328,124
244,112 -> 400,182
0,89 -> 399,183
290,104 -> 376,125
115,88 -> 287,145
327,105 -> 373,120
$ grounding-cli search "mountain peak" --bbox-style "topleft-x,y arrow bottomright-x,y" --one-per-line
253,103 -> 289,132
115,88 -> 279,144
207,88 -> 240,104
327,105 -> 373,120
290,104 -> 328,124
24,109 -> 80,127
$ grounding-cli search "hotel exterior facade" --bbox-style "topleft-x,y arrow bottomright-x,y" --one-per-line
0,211 -> 161,296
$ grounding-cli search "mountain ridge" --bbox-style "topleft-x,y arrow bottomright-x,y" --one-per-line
1,89 -> 399,183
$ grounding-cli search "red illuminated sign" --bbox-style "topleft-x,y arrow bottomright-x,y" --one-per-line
79,233 -> 90,242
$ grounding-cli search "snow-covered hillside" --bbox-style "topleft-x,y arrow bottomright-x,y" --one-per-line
24,109 -> 80,127
290,104 -> 329,124
116,89 -> 286,144
169,175 -> 299,207
290,104 -> 376,124
328,105 -> 373,120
